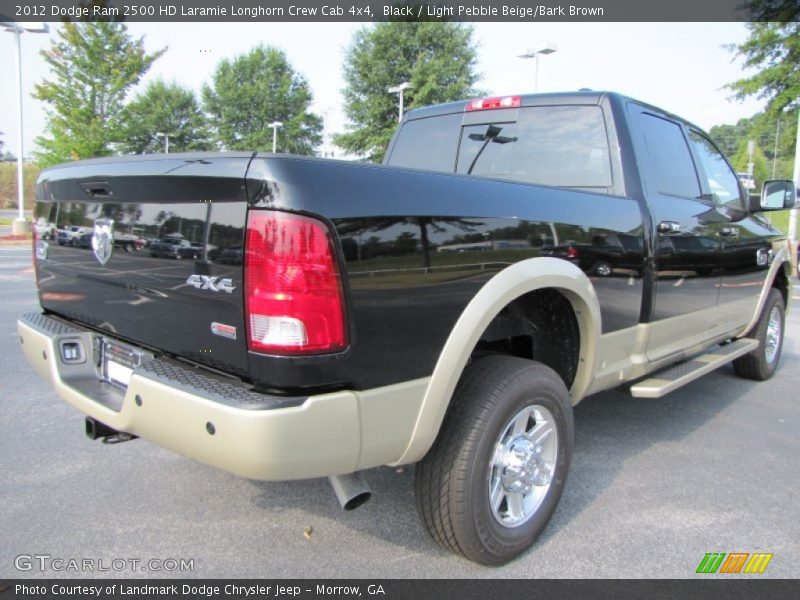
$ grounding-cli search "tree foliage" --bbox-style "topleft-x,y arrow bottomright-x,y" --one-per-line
726,18 -> 800,116
710,110 -> 797,182
33,22 -> 165,166
336,22 -> 482,162
717,10 -> 800,185
731,140 -> 770,186
119,80 -> 214,154
202,46 -> 322,155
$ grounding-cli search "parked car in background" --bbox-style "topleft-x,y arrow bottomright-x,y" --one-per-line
76,232 -> 92,249
541,233 -> 644,276
56,226 -> 88,246
218,245 -> 244,264
34,219 -> 57,240
149,236 -> 198,259
113,233 -> 145,252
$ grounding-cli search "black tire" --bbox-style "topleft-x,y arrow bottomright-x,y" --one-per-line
733,288 -> 785,381
415,355 -> 573,565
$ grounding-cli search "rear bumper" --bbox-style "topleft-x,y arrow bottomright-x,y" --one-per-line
17,312 -> 362,481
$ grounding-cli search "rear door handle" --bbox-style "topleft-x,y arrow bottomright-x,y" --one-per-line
720,227 -> 740,237
657,221 -> 682,234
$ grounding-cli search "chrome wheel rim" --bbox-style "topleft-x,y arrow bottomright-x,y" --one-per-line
489,404 -> 558,528
764,306 -> 782,365
595,263 -> 612,276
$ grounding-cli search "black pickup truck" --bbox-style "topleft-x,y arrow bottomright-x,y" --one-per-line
19,92 -> 795,565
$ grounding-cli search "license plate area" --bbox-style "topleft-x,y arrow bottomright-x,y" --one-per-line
100,338 -> 146,389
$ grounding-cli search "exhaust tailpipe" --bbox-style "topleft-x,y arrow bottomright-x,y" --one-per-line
329,472 -> 372,510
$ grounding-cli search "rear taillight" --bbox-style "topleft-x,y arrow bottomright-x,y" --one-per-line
566,246 -> 579,259
465,96 -> 521,111
244,210 -> 346,355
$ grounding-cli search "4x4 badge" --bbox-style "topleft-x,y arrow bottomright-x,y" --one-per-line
92,218 -> 114,266
186,274 -> 236,294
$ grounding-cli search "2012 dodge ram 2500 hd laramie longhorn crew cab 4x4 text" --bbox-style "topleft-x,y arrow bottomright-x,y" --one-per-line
19,92 -> 796,565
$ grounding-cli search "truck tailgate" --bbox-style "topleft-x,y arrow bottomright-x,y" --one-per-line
34,154 -> 253,378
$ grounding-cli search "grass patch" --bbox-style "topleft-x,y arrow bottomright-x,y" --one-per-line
767,210 -> 790,234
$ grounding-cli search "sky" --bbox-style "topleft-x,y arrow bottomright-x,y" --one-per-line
0,21 -> 766,158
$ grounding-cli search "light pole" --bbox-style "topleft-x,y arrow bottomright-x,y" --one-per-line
388,82 -> 412,122
789,107 -> 799,249
2,21 -> 49,235
155,132 -> 171,153
268,121 -> 283,153
772,116 -> 781,179
518,43 -> 558,93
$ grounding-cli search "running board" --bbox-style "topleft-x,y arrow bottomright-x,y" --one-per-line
630,338 -> 759,398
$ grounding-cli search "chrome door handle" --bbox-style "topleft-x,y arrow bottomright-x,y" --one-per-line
657,221 -> 681,234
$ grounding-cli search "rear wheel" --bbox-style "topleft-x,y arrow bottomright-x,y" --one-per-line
415,355 -> 573,565
591,261 -> 612,277
733,288 -> 785,381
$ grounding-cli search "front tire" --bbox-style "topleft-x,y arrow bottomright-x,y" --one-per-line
415,355 -> 573,565
733,288 -> 785,381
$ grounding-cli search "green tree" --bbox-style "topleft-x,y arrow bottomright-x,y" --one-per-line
710,109 -> 797,181
709,117 -> 757,157
336,22 -> 482,162
33,22 -> 165,166
202,46 -> 322,154
726,17 -> 800,116
119,80 -> 213,154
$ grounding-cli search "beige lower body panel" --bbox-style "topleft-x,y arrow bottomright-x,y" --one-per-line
18,318 -> 425,481
588,295 -> 760,396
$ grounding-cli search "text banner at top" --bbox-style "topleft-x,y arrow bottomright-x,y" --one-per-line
1,0 -> 798,23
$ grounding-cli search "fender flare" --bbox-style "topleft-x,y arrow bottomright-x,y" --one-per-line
738,245 -> 791,337
394,257 -> 602,465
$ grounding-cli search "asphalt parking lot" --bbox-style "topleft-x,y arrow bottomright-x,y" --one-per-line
1,244 -> 798,579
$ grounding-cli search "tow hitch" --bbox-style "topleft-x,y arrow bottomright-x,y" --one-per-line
85,417 -> 138,444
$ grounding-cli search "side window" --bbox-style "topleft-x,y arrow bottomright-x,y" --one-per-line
386,113 -> 462,171
688,131 -> 743,208
638,113 -> 701,199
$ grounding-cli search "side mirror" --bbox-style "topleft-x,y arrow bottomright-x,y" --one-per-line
751,180 -> 797,211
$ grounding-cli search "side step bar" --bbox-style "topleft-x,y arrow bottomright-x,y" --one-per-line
630,338 -> 759,398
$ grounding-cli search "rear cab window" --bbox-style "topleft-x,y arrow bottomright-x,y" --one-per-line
387,104 -> 614,193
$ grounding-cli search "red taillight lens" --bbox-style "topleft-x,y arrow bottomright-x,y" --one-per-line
465,96 -> 521,112
566,246 -> 579,259
245,210 -> 346,355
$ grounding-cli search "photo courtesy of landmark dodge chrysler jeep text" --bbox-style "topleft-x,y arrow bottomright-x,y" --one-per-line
19,92 -> 796,565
